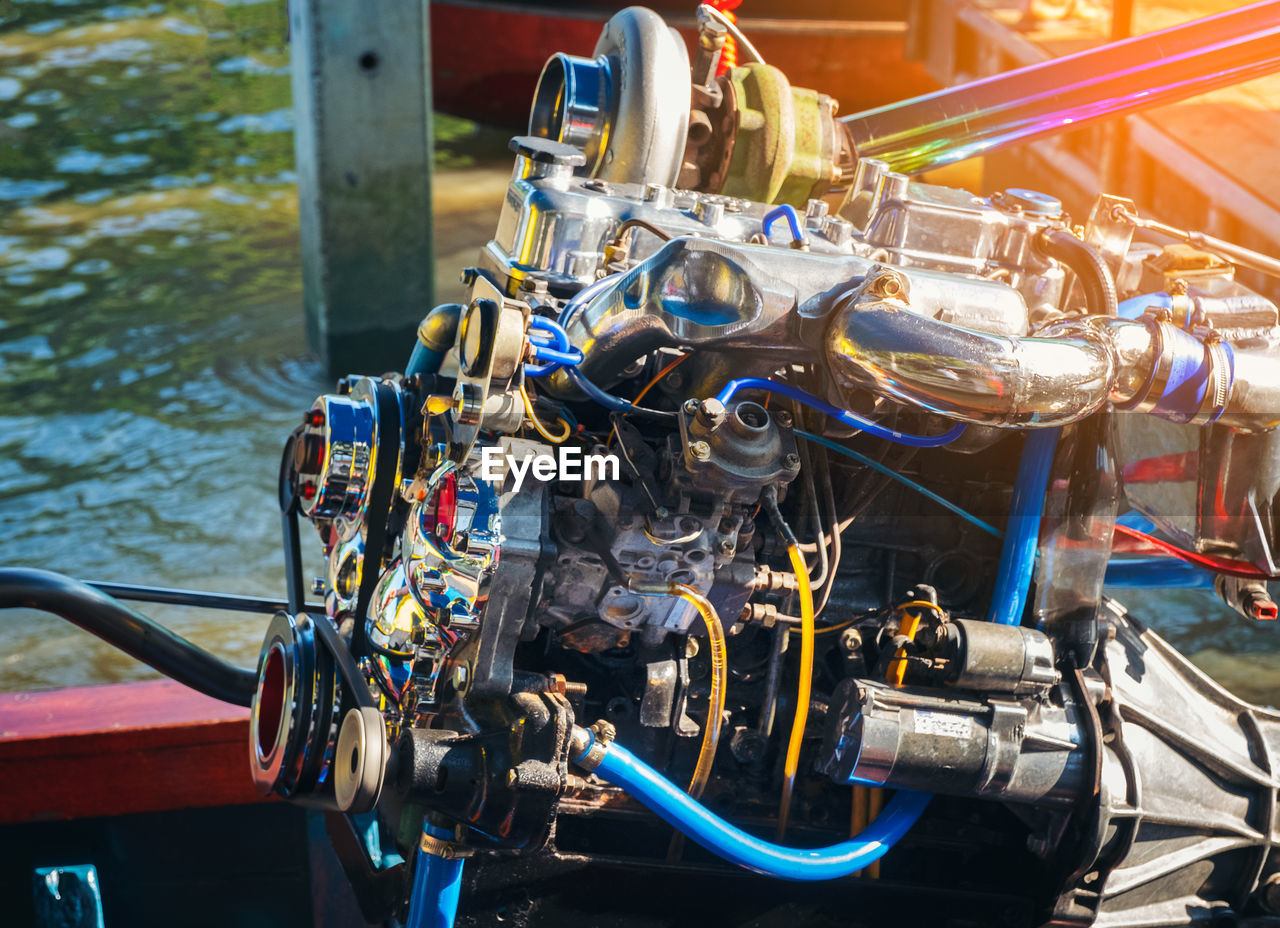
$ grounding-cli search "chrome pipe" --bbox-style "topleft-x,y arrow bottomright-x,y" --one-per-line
841,0 -> 1280,175
825,306 -> 1117,427
825,296 -> 1280,432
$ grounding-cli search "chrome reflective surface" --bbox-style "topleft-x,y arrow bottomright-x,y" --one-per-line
401,457 -> 501,632
529,53 -> 613,174
369,557 -> 424,656
825,299 -> 1118,427
298,390 -> 376,522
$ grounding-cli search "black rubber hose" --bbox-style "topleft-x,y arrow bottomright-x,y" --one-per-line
0,567 -> 258,706
1037,228 -> 1119,317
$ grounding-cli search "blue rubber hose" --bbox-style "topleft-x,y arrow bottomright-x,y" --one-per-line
404,824 -> 464,928
589,739 -> 929,881
987,428 -> 1060,625
1117,292 -> 1174,321
714,378 -> 966,448
762,204 -> 806,245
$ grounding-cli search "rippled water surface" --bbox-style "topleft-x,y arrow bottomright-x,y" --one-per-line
0,0 -> 1275,704
0,0 -> 508,692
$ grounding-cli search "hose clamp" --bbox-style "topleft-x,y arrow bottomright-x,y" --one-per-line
420,830 -> 475,860
1120,317 -> 1173,414
1188,338 -> 1233,425
569,722 -> 612,772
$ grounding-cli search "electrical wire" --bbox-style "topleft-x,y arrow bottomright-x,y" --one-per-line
797,435 -> 830,588
814,444 -> 842,617
1114,523 -> 1270,580
698,3 -> 765,65
715,378 -> 965,448
787,617 -> 856,637
566,366 -> 678,421
615,218 -> 673,243
796,429 -> 1003,539
519,382 -> 571,443
608,353 -> 690,446
367,655 -> 401,709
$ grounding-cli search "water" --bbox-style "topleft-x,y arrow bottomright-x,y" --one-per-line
0,0 -> 509,693
0,1 -> 1275,704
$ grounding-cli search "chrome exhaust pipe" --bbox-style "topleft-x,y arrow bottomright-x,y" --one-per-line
824,276 -> 1280,432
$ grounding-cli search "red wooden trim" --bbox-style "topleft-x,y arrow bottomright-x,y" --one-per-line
0,680 -> 268,825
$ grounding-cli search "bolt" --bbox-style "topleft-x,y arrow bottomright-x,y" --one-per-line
773,410 -> 793,428
867,270 -> 907,301
685,637 -> 700,659
840,627 -> 863,654
784,452 -> 801,469
683,398 -> 700,415
690,440 -> 711,462
696,398 -> 726,430
729,728 -> 766,763
452,665 -> 469,693
719,538 -> 735,554
590,719 -> 617,744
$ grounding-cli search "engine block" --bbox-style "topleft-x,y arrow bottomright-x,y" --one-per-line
246,7 -> 1280,927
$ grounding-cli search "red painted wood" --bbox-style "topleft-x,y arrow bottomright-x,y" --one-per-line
430,1 -> 936,128
0,679 -> 267,825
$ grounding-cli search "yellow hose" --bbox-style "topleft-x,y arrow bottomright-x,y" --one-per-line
887,600 -> 940,686
888,610 -> 922,687
778,542 -> 815,838
672,583 -> 727,799
519,382 -> 570,443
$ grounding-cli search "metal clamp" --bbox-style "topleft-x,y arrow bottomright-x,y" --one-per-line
420,830 -> 475,860
1189,338 -> 1233,425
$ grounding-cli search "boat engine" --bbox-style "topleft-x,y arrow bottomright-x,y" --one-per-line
250,5 -> 1280,926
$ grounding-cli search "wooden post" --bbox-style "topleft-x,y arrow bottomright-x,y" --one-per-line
289,0 -> 434,376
